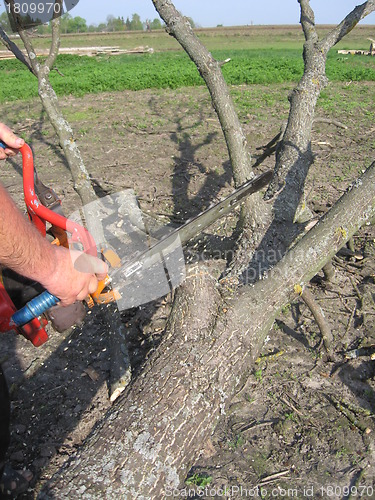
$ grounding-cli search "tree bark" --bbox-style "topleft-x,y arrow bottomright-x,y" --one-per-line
39,162 -> 375,499
266,0 -> 375,224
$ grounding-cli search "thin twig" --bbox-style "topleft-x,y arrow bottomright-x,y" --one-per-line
258,469 -> 290,486
0,25 -> 34,73
299,286 -> 335,357
350,276 -> 363,308
329,395 -> 371,434
343,305 -> 356,342
313,117 -> 348,130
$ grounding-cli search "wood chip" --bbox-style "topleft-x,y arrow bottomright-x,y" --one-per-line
83,366 -> 100,382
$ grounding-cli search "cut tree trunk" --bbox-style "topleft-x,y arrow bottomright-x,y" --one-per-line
39,162 -> 375,499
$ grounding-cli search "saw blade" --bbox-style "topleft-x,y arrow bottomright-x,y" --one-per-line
118,170 -> 272,280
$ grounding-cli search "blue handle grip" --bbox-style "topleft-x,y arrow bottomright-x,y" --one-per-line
11,291 -> 60,327
2,139 -> 60,326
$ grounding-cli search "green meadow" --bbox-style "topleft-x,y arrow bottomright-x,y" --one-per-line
0,25 -> 374,102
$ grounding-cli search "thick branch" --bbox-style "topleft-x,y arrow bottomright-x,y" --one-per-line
265,0 -> 374,224
17,29 -> 101,227
40,162 -> 375,498
298,0 -> 318,42
264,3 -> 325,221
320,0 -> 375,53
152,0 -> 251,187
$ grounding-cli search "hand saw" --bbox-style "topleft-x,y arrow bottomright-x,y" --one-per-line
120,169 -> 272,279
7,140 -> 271,325
109,170 -> 272,310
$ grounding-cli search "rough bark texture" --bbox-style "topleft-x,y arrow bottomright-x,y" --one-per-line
152,0 -> 251,187
39,162 -> 375,498
151,0 -> 274,271
266,0 -> 375,223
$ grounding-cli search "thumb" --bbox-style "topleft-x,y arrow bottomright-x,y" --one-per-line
74,252 -> 108,278
0,123 -> 24,149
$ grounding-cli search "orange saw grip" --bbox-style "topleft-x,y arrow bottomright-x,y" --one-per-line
88,249 -> 122,305
90,276 -> 121,305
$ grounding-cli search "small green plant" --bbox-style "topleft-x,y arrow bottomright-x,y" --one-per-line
244,393 -> 255,403
285,412 -> 297,422
335,446 -> 349,458
281,303 -> 291,315
185,473 -> 212,488
254,368 -> 263,382
228,433 -> 244,450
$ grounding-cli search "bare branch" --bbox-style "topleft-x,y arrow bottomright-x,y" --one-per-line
298,0 -> 318,42
18,28 -> 40,74
320,0 -> 375,53
45,0 -> 63,70
0,26 -> 34,74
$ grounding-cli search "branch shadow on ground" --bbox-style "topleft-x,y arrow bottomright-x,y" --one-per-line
1,97 -> 239,493
238,140 -> 375,412
3,104 -> 72,178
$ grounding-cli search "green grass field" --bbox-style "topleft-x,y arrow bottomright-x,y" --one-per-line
1,25 -> 374,102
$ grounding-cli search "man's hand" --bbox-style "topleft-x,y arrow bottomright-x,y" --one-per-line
40,247 -> 108,306
0,123 -> 24,159
0,121 -> 108,307
0,183 -> 109,307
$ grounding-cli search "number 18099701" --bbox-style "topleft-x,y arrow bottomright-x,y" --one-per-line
6,2 -> 62,16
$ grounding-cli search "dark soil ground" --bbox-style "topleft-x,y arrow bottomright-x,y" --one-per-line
0,82 -> 374,499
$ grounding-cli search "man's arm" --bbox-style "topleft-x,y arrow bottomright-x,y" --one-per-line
0,184 -> 107,305
0,123 -> 107,306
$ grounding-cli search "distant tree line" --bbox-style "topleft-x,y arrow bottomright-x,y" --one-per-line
0,11 -> 196,35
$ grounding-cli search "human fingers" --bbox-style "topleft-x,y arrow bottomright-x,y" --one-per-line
75,274 -> 99,302
0,123 -> 24,159
0,146 -> 18,160
73,253 -> 108,279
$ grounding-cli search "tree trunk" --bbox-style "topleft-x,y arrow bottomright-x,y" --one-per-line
266,0 -> 375,224
39,162 -> 375,499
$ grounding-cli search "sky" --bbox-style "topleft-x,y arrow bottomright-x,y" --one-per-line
0,1 -> 374,26
64,0 -> 375,27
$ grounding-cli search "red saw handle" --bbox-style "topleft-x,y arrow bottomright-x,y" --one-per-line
20,143 -> 97,255
0,142 -> 99,336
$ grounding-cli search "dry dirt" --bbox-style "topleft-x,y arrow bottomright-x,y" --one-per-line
0,82 -> 374,499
